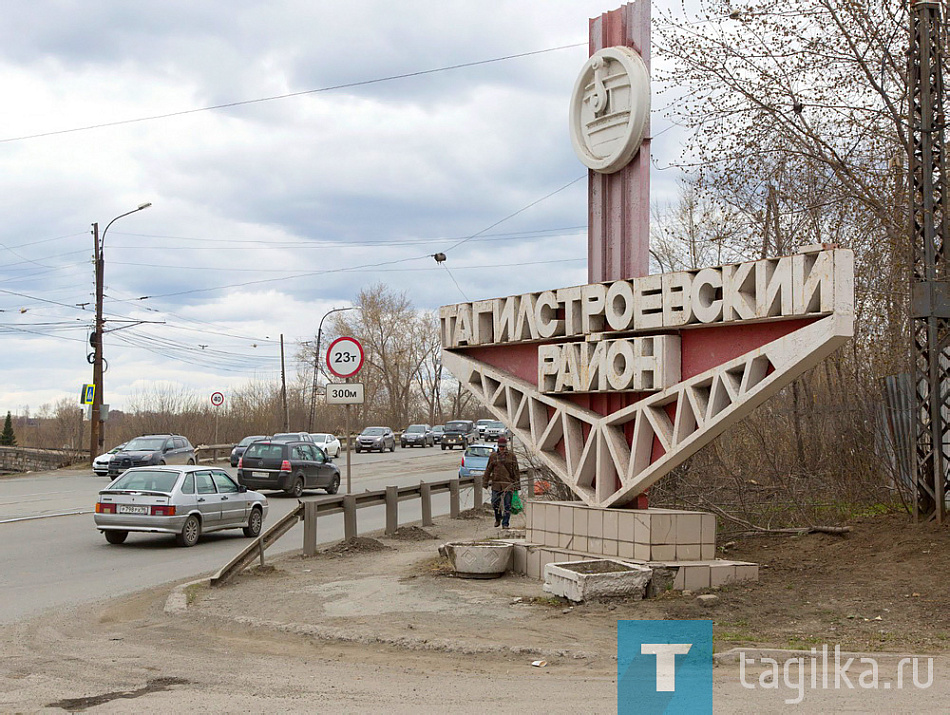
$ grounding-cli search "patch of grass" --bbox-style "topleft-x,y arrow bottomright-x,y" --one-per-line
530,595 -> 566,608
184,582 -> 207,606
785,635 -> 824,649
413,556 -> 454,576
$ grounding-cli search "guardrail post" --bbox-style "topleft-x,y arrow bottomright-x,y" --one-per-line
303,501 -> 318,556
385,486 -> 398,535
343,494 -> 357,540
449,479 -> 460,518
420,483 -> 433,526
473,474 -> 483,507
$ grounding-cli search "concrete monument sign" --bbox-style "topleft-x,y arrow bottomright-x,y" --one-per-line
440,2 -> 854,511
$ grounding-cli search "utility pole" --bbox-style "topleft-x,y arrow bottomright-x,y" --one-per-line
280,334 -> 290,431
89,222 -> 104,464
909,0 -> 950,522
87,203 -> 152,464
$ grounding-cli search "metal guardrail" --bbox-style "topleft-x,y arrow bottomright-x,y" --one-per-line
210,475 -> 479,587
209,502 -> 305,586
195,432 -> 408,463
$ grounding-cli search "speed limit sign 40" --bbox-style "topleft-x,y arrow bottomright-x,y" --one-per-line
326,336 -> 364,379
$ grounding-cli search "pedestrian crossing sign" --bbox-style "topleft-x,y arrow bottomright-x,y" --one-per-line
81,384 -> 95,405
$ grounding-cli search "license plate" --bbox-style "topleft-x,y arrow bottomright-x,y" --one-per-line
251,471 -> 270,478
117,505 -> 148,515
470,470 -> 484,476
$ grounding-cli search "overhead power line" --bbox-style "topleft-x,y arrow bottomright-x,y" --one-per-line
0,43 -> 586,144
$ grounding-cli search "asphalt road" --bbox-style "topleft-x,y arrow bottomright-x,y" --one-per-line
0,444 -> 474,624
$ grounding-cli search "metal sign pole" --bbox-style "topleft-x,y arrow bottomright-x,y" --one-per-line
345,403 -> 352,494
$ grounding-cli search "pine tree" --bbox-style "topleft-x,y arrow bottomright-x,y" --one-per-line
1,412 -> 16,446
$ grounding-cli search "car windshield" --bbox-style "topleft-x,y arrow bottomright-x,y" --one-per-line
123,437 -> 166,451
432,426 -> 444,433
310,434 -> 329,442
108,469 -> 180,492
466,446 -> 494,458
487,421 -> 504,428
272,434 -> 301,442
239,435 -> 266,446
407,425 -> 426,433
444,422 -> 469,432
362,428 -> 386,436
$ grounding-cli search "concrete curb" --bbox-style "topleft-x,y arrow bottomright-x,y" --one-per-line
219,613 -> 608,661
163,578 -> 209,615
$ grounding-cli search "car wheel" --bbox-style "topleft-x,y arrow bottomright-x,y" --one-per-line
243,507 -> 263,538
187,458 -> 195,465
442,445 -> 446,450
104,530 -> 128,545
176,515 -> 201,547
355,445 -> 361,453
287,476 -> 305,498
326,475 -> 340,495
159,460 -> 166,466
390,442 -> 395,452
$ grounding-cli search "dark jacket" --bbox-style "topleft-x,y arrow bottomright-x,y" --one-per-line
485,448 -> 519,491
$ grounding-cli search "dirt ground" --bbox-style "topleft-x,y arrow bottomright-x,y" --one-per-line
1,505 -> 948,712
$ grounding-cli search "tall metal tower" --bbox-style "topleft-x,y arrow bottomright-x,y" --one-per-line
909,1 -> 950,522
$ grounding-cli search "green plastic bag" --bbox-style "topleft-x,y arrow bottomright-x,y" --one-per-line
510,490 -> 523,515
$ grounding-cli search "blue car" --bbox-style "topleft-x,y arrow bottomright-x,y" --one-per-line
459,443 -> 496,479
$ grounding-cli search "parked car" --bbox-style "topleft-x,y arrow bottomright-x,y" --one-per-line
107,434 -> 196,479
94,465 -> 268,547
401,424 -> 433,448
271,432 -> 314,443
441,420 -> 476,450
459,443 -> 496,479
482,420 -> 511,442
355,426 -> 395,453
309,433 -> 342,458
238,440 -> 341,497
93,442 -> 126,476
475,418 -> 495,438
430,425 -> 445,444
230,435 -> 270,467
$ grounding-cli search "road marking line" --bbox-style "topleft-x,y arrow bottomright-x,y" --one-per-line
0,510 -> 91,524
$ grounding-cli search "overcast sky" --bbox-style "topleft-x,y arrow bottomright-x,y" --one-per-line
0,1 -> 691,417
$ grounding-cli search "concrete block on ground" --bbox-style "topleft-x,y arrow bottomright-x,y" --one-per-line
682,564 -> 712,591
676,543 -> 701,561
526,547 -> 541,579
543,560 -> 653,603
652,544 -> 676,562
709,562 -> 737,587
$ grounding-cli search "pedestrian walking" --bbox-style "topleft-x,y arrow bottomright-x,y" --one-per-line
485,436 -> 519,528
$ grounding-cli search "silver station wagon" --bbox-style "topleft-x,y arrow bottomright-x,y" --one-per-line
94,465 -> 269,547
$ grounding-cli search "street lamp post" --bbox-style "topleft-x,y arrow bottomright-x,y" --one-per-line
89,202 -> 152,464
308,306 -> 356,431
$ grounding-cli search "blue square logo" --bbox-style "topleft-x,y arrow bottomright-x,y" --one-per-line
618,620 -> 712,714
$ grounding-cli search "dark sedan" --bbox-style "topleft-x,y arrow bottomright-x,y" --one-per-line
230,435 -> 270,467
237,440 -> 340,497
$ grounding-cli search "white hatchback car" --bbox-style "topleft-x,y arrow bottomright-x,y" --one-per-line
309,433 -> 341,457
93,443 -> 126,476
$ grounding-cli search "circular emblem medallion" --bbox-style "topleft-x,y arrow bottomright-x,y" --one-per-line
569,46 -> 650,174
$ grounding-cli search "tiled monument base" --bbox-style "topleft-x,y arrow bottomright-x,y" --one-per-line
506,501 -> 758,591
